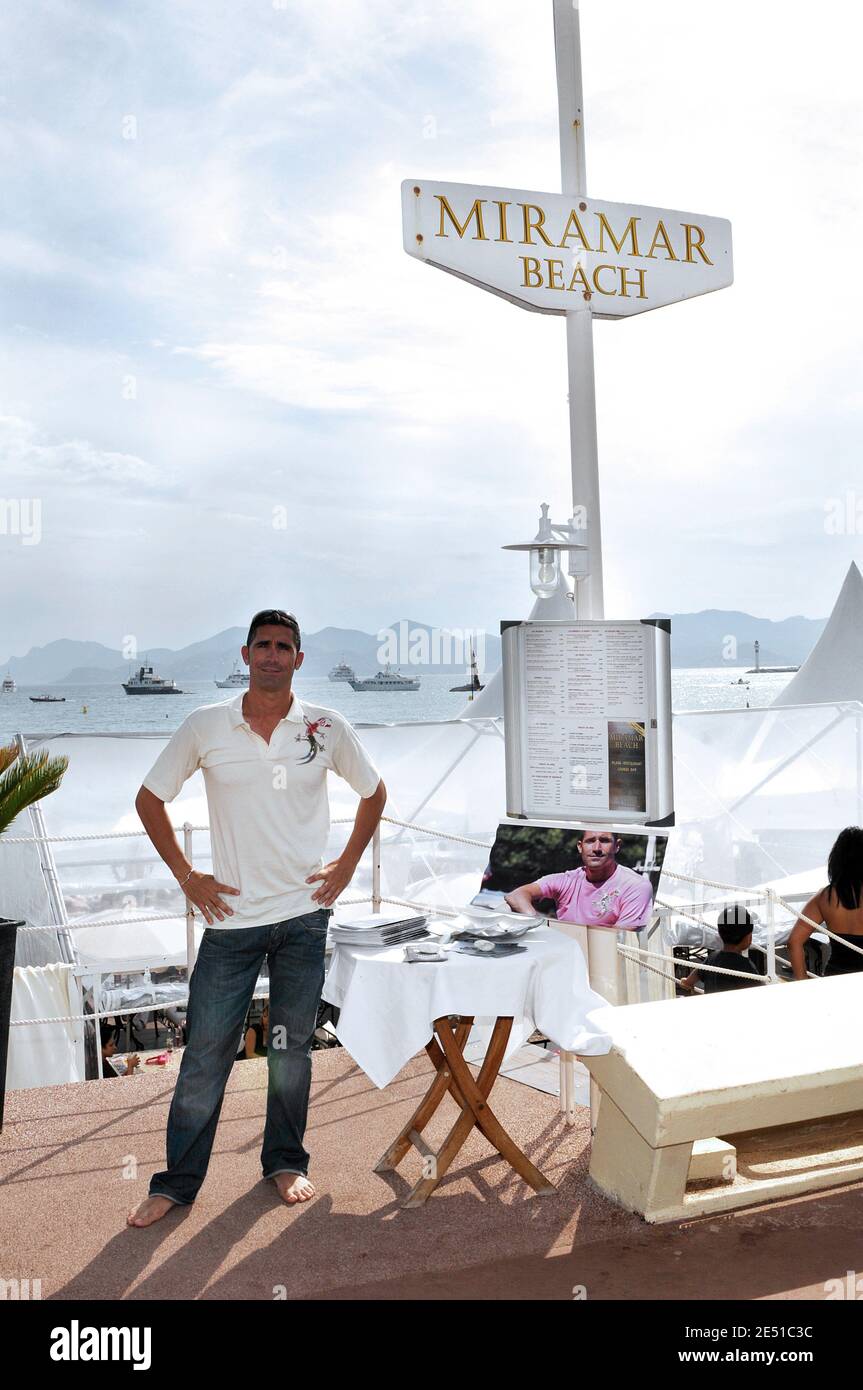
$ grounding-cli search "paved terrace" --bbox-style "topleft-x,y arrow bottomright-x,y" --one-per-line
2,1050 -> 862,1301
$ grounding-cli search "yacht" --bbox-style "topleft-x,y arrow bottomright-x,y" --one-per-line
450,646 -> 485,694
329,660 -> 357,682
29,694 -> 66,703
2,674 -> 15,694
349,665 -> 420,692
122,663 -> 183,695
215,661 -> 250,689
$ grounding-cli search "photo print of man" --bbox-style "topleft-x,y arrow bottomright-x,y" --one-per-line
473,823 -> 666,930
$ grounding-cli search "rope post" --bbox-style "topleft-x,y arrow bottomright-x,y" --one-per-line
87,975 -> 104,1080
765,888 -> 777,980
183,823 -> 196,975
371,822 -> 382,913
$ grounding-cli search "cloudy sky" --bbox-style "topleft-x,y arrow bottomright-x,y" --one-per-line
1,0 -> 862,657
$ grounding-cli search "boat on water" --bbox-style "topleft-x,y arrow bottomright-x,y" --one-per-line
29,694 -> 66,702
450,647 -> 485,694
2,674 -> 16,694
122,663 -> 184,695
349,665 -> 420,692
329,660 -> 357,682
215,661 -> 250,689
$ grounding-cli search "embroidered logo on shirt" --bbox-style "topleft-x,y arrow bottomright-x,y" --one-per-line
296,716 -> 332,763
592,887 -> 621,917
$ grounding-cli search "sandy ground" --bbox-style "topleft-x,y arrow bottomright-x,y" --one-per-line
2,1048 -> 861,1301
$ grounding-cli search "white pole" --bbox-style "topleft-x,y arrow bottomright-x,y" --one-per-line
90,977 -> 104,1080
371,823 -> 382,912
555,0 -> 606,1130
183,823 -> 196,973
553,0 -> 604,621
765,888 -> 776,980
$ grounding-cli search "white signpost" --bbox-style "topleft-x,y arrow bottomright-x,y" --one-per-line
401,0 -> 733,621
402,181 -> 732,320
402,3 -> 729,1062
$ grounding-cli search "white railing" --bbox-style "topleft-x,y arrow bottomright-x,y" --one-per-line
5,815 -> 861,1074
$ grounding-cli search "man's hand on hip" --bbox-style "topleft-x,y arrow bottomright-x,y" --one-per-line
306,857 -> 355,908
182,871 -> 241,925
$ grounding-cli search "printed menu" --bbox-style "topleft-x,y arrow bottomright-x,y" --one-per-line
503,620 -> 671,823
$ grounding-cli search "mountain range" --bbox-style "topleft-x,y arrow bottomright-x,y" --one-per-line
0,610 -> 825,684
0,621 -> 501,684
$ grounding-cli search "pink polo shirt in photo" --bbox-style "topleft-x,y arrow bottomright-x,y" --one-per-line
536,864 -> 654,929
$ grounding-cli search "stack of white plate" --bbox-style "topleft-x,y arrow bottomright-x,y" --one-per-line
330,911 -> 429,947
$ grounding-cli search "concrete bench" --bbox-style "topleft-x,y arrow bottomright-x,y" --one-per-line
582,973 -> 863,1222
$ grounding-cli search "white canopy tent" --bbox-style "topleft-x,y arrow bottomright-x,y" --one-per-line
773,562 -> 863,707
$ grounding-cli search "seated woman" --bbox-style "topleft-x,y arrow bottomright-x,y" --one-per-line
100,1020 -> 140,1077
787,827 -> 863,980
236,1001 -> 269,1060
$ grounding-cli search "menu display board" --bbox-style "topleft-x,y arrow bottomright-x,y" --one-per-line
501,619 -> 673,825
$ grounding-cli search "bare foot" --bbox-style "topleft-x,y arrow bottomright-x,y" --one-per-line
126,1195 -> 178,1228
272,1172 -> 315,1205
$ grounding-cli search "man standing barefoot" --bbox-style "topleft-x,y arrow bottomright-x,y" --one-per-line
127,609 -> 385,1227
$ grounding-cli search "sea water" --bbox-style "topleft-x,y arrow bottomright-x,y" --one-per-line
0,667 -> 794,744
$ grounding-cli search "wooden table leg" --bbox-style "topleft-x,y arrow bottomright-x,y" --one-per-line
400,1016 -> 556,1208
437,1017 -> 555,1198
400,1019 -> 500,1208
374,1016 -> 474,1173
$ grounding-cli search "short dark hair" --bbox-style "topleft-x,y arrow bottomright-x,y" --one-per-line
246,609 -> 301,651
100,1020 -> 116,1048
716,904 -> 752,946
827,826 -> 863,910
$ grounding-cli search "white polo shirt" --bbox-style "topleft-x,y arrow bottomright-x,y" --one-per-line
142,692 -> 381,929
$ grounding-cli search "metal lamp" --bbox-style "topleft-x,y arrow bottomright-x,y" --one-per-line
503,503 -> 588,599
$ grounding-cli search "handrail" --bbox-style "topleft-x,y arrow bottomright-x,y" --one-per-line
8,803 -> 862,1060
0,814 -> 492,848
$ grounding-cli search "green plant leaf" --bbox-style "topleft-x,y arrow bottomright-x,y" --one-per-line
0,748 -> 69,837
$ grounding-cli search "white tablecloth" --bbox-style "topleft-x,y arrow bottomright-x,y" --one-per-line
322,924 -> 613,1088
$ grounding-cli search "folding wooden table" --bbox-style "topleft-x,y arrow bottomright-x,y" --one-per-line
374,1013 -> 556,1207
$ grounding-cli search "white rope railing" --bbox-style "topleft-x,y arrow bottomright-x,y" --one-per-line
660,867 -> 773,895
771,892 -> 863,958
10,990 -> 272,1028
375,895 -> 461,919
6,805 -> 862,1022
659,886 -> 863,960
0,827 -> 208,844
0,815 -> 489,848
617,942 -> 774,984
378,816 -> 492,849
14,894 -> 373,934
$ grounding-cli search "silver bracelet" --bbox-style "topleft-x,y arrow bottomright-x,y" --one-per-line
178,868 -> 195,889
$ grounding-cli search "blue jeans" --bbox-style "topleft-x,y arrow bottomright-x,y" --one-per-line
149,909 -> 330,1206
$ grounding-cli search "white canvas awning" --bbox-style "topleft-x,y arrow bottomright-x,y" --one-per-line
773,563 -> 863,706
